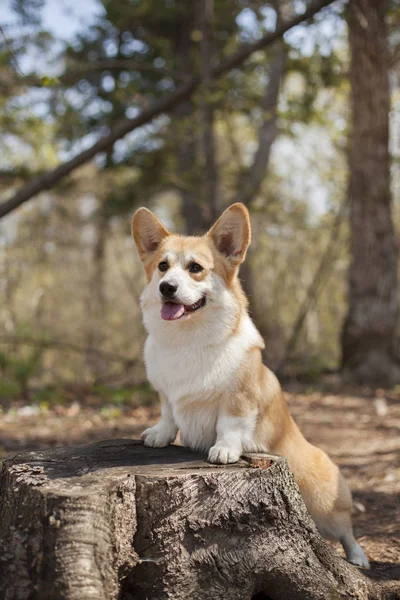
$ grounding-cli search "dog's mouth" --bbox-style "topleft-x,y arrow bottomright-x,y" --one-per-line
161,296 -> 206,321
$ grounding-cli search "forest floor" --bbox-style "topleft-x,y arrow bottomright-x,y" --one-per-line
0,382 -> 399,591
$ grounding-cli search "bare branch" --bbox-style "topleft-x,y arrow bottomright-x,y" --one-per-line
0,334 -> 136,365
111,240 -> 142,304
0,24 -> 26,77
0,0 -> 337,219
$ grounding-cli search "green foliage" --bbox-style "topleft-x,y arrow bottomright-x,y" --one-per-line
30,387 -> 64,406
0,347 -> 43,399
0,379 -> 21,399
0,352 -> 8,371
40,75 -> 59,87
284,46 -> 345,126
11,350 -> 41,387
92,383 -> 157,407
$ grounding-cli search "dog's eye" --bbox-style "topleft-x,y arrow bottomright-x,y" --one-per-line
189,262 -> 203,274
158,261 -> 169,272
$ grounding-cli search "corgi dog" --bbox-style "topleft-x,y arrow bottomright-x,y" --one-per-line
132,202 -> 369,569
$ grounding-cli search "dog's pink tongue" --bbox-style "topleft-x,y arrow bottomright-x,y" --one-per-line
161,302 -> 185,321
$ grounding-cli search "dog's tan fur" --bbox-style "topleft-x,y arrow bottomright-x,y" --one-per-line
132,202 -> 369,568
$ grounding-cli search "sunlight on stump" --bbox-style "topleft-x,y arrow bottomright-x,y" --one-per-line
0,440 -> 383,600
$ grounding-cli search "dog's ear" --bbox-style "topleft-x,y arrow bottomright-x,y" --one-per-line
132,207 -> 170,261
208,203 -> 251,265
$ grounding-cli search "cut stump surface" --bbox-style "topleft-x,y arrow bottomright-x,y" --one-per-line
0,439 -> 394,600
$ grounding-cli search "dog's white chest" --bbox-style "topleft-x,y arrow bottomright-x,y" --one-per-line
176,405 -> 218,451
143,315 -> 263,452
145,336 -> 238,402
145,339 -> 222,450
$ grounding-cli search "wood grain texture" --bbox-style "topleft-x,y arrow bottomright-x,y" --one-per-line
0,440 -> 393,600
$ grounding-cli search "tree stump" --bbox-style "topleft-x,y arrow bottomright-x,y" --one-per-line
0,439 -> 391,600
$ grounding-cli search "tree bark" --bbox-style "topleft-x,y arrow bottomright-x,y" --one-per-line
86,212 -> 109,381
173,5 -> 206,235
341,0 -> 400,384
233,44 -> 285,209
236,43 -> 286,364
198,0 -> 220,226
0,0 -> 336,220
0,439 -> 392,600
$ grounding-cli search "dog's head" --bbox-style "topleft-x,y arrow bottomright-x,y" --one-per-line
132,203 -> 250,337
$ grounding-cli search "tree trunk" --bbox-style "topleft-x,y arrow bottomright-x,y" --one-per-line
0,439 -> 393,600
197,0 -> 220,225
86,211 -> 109,381
233,44 -> 285,208
237,43 -> 286,365
173,4 -> 208,235
341,0 -> 400,384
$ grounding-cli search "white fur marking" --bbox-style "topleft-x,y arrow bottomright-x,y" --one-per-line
141,398 -> 178,448
208,411 -> 258,464
160,264 -> 205,306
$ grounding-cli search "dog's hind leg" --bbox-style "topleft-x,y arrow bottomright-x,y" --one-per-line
287,442 -> 370,569
313,506 -> 370,568
311,489 -> 370,569
340,529 -> 370,568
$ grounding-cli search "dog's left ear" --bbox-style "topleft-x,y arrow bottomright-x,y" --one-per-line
132,207 -> 170,261
208,203 -> 251,265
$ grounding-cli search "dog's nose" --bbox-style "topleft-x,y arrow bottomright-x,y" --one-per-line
159,281 -> 178,298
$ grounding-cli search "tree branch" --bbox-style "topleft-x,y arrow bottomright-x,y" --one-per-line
0,24 -> 26,77
0,334 -> 136,365
0,0 -> 337,219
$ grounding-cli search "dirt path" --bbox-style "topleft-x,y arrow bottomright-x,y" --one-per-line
1,386 -> 399,590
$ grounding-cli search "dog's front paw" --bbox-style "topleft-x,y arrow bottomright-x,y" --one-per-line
208,443 -> 241,464
141,426 -> 175,448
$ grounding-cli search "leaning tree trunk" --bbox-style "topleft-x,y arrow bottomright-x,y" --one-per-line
236,41 -> 286,367
341,0 -> 400,384
0,439 -> 394,600
197,0 -> 221,225
173,5 -> 209,235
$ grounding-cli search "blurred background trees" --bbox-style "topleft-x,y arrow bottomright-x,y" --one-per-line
342,0 -> 400,383
0,0 -> 399,400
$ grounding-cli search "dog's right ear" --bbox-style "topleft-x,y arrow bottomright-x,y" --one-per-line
132,207 -> 170,261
